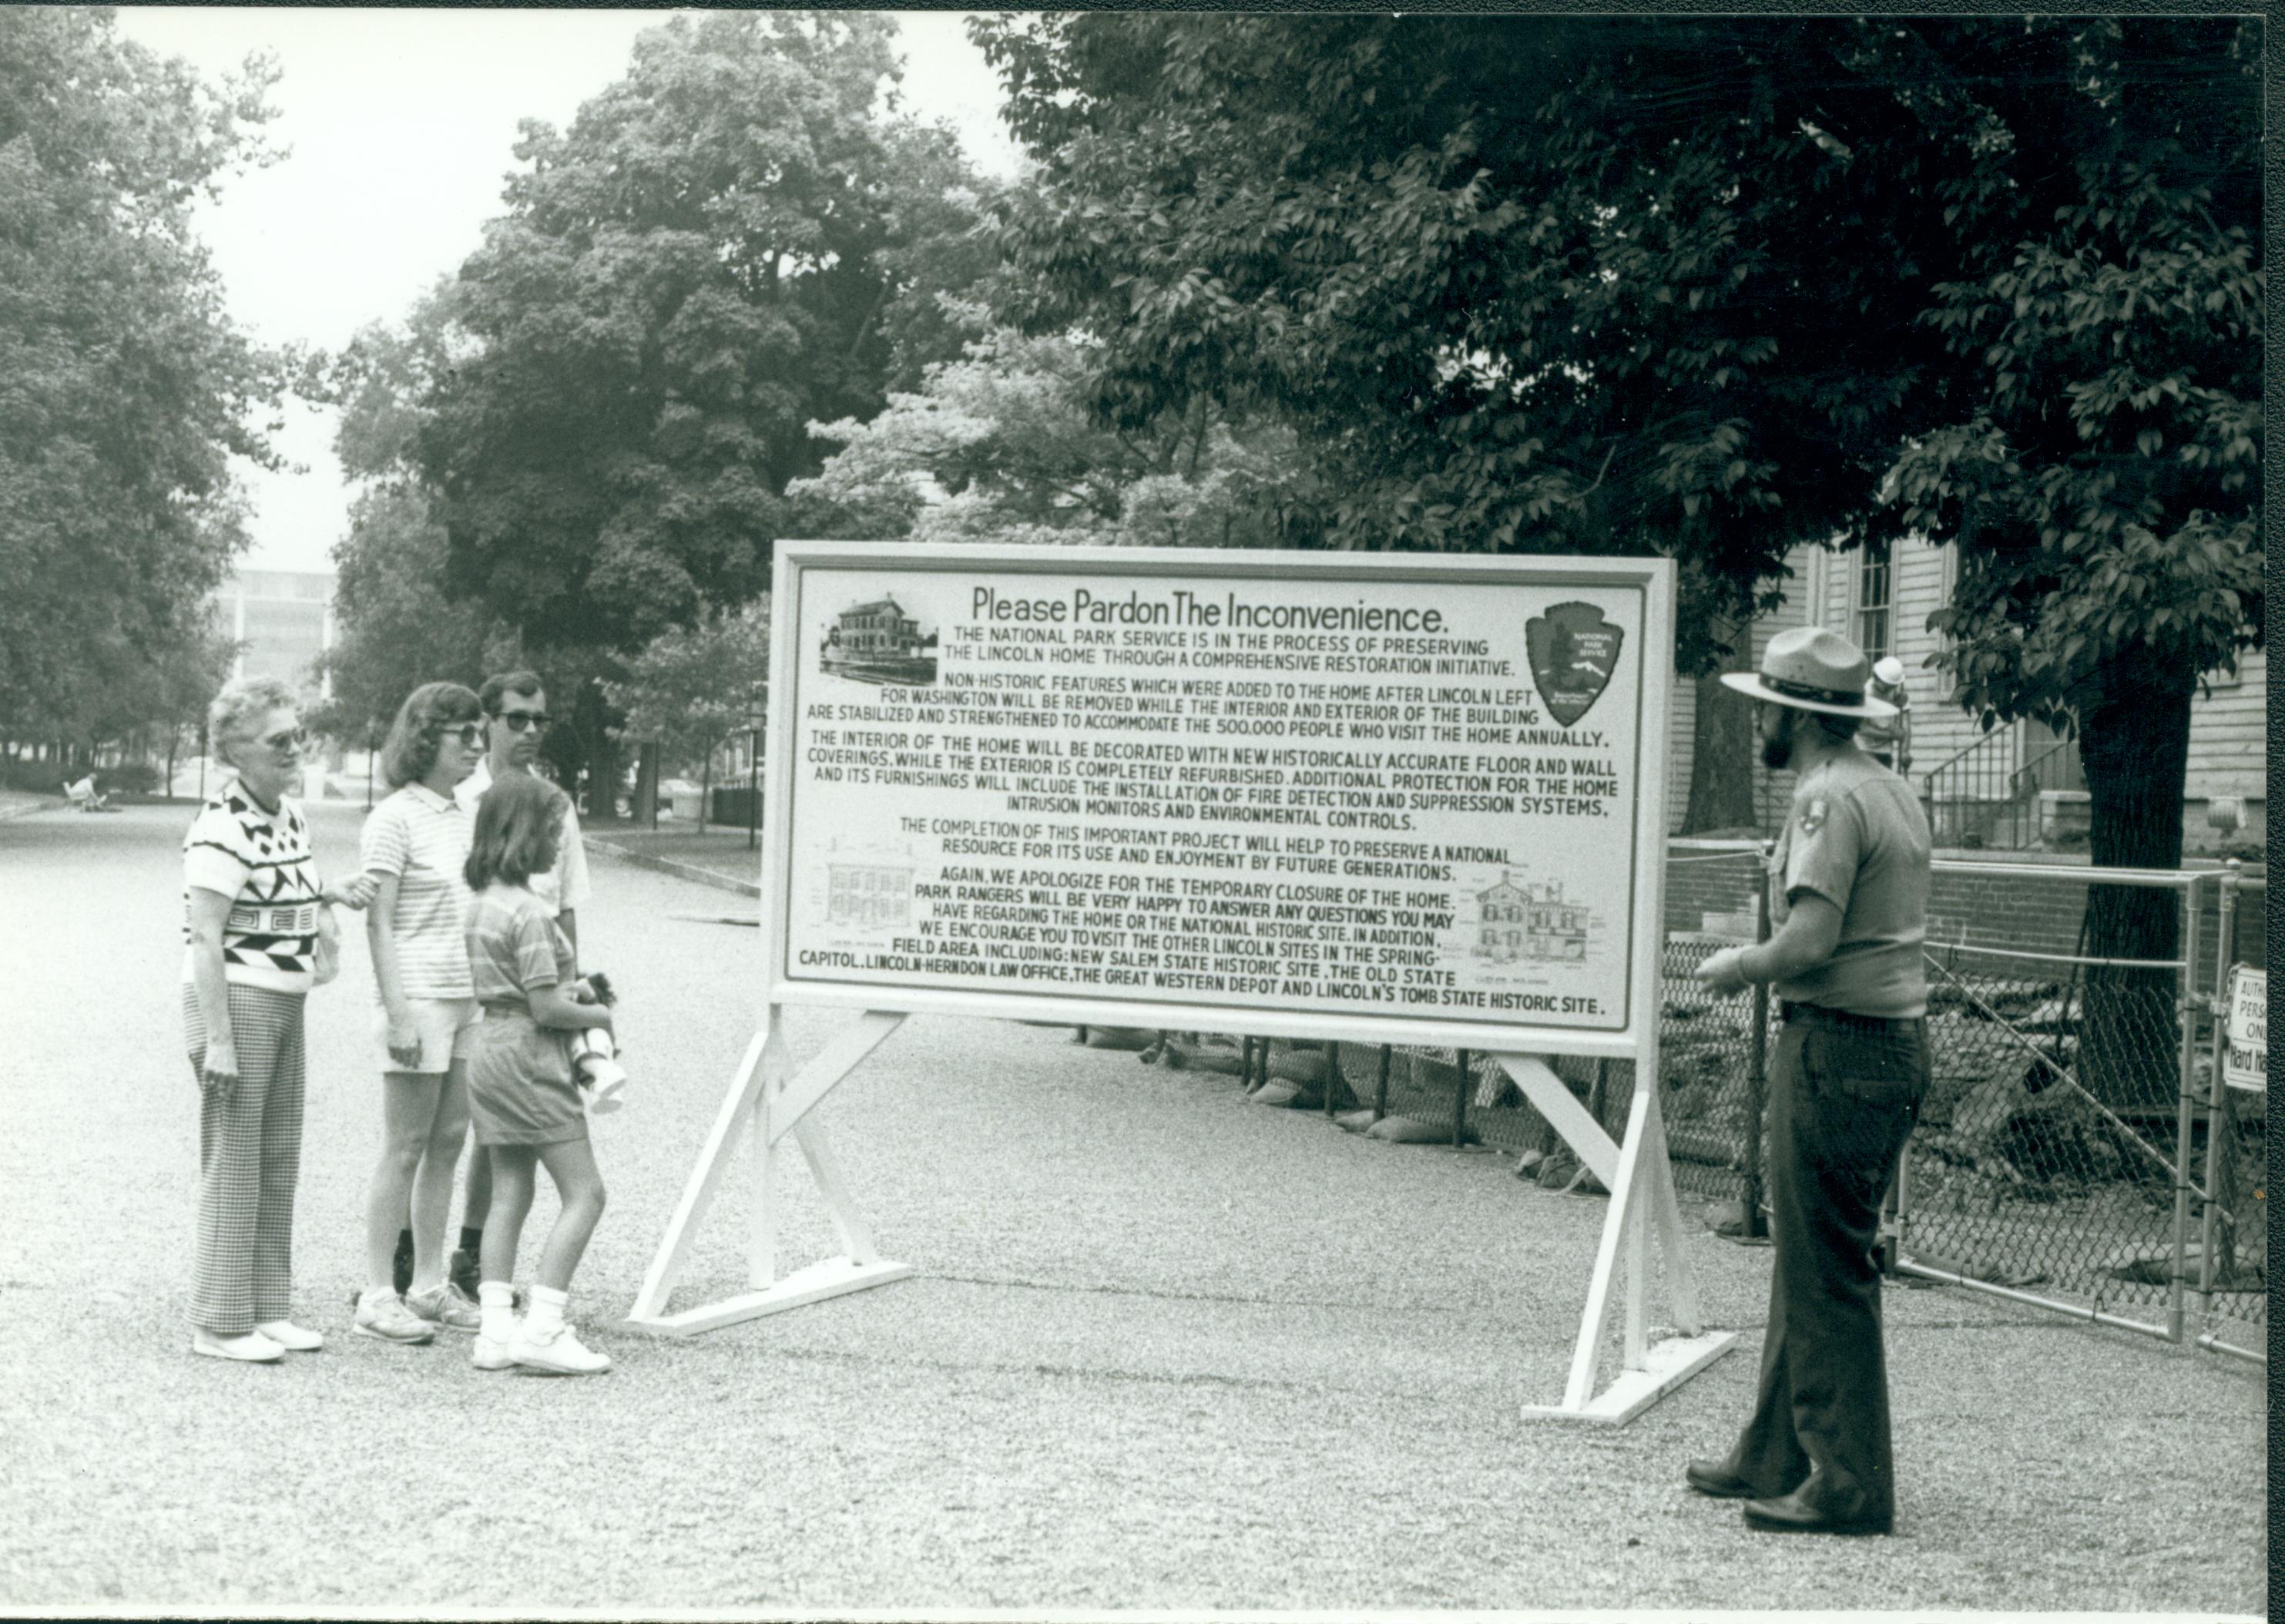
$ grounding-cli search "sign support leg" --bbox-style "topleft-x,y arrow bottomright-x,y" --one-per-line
1495,1053 -> 1735,1423
627,1008 -> 914,1337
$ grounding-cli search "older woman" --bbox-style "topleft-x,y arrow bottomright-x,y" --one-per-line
182,676 -> 366,1362
354,681 -> 488,1345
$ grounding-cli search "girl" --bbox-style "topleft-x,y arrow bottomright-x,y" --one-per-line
460,771 -> 616,1374
356,681 -> 487,1344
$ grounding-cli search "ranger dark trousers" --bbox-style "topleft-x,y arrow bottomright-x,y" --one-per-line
1727,1006 -> 1928,1522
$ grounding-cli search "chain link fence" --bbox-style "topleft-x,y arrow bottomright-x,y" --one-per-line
1138,854 -> 2263,1364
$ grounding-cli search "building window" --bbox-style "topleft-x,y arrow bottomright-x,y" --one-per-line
1854,542 -> 1892,663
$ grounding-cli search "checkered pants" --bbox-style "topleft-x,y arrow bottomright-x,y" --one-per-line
183,984 -> 307,1334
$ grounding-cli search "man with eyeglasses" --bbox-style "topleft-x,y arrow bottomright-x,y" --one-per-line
438,672 -> 592,1299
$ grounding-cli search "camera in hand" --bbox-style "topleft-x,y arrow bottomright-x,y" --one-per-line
571,970 -> 626,1112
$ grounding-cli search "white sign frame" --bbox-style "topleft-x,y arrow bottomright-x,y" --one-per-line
629,542 -> 1733,1424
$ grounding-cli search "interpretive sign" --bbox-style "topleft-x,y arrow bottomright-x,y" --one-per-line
766,543 -> 1671,1055
2223,966 -> 2265,1092
636,544 -> 1726,1426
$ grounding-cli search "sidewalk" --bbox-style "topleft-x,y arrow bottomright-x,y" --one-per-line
585,820 -> 763,898
0,790 -> 59,820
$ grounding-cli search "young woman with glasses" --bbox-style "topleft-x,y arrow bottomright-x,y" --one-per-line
352,681 -> 488,1346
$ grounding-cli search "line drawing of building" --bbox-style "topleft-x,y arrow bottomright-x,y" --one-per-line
1475,871 -> 1590,963
827,861 -> 914,930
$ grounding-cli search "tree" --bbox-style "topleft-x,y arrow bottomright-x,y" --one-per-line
0,8 -> 287,743
414,11 -> 993,815
975,15 -> 2260,891
1878,18 -> 2261,1109
310,291 -> 520,743
602,604 -> 770,787
791,315 -> 1322,549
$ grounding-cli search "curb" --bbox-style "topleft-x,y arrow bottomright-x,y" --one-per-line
587,837 -> 759,899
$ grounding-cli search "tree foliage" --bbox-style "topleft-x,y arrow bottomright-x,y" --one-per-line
310,290 -> 518,740
0,8 -> 286,740
602,604 -> 770,776
975,16 -> 2260,831
416,12 -> 992,659
792,314 -> 1322,549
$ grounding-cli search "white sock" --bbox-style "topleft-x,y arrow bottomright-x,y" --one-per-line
525,1283 -> 568,1340
478,1280 -> 516,1341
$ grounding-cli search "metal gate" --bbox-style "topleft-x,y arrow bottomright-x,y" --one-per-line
1891,861 -> 2265,1361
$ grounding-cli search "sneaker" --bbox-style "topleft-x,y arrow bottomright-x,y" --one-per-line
404,1281 -> 483,1334
448,1248 -> 482,1302
353,1289 -> 436,1345
471,1329 -> 518,1372
193,1329 -> 284,1363
508,1321 -> 612,1376
253,1319 -> 324,1352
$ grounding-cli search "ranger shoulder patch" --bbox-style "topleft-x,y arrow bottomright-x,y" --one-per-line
1798,797 -> 1828,836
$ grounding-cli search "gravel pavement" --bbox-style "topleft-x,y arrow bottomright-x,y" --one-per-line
1,801 -> 2266,1613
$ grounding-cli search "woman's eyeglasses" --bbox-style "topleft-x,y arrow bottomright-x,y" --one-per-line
498,713 -> 552,733
258,728 -> 308,754
447,723 -> 486,750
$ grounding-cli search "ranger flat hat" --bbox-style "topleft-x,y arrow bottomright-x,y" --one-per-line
1719,626 -> 1899,720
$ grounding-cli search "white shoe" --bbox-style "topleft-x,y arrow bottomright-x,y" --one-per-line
508,1321 -> 612,1375
471,1329 -> 518,1371
193,1329 -> 284,1363
253,1320 -> 324,1352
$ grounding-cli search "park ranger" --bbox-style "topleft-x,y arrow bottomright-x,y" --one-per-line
1689,626 -> 1932,1536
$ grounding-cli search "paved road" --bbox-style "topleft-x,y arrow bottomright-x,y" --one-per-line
0,801 -> 2265,1612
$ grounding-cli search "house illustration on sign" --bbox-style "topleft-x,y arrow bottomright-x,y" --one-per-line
821,594 -> 938,685
827,861 -> 915,930
1475,871 -> 1591,963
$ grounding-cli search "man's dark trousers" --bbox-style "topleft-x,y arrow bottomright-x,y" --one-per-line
1726,1006 -> 1928,1523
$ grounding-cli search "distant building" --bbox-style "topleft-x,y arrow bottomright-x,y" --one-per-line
1663,537 -> 2265,855
213,569 -> 334,700
1477,872 -> 1590,962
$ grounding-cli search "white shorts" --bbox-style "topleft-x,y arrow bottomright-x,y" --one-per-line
374,998 -> 480,1075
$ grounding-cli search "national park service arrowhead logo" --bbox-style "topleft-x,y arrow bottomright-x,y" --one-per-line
1525,602 -> 1624,728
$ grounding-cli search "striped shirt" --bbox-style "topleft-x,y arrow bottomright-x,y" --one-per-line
361,783 -> 475,998
182,779 -> 324,994
455,760 -> 591,918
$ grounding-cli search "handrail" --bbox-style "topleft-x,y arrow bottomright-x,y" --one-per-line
1921,722 -> 2008,787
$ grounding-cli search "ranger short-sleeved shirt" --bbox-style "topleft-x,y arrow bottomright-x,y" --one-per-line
1768,748 -> 1931,1018
181,778 -> 323,993
361,782 -> 475,998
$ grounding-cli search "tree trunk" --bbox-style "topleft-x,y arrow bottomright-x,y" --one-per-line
633,741 -> 659,830
571,678 -> 622,827
1681,618 -> 1757,834
2075,653 -> 2193,1117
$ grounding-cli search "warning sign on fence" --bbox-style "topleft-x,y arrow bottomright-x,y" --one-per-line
2223,966 -> 2265,1092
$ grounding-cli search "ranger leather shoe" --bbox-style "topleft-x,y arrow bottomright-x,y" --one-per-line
1683,1458 -> 1759,1498
1741,1488 -> 1893,1536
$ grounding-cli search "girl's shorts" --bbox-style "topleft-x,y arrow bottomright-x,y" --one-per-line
374,998 -> 479,1075
468,1008 -> 588,1148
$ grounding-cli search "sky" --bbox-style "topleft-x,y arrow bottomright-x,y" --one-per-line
111,8 -> 1022,576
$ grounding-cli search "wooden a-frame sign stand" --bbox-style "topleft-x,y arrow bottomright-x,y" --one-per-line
624,543 -> 1734,1424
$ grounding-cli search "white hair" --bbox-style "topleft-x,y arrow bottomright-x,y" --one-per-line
206,676 -> 299,769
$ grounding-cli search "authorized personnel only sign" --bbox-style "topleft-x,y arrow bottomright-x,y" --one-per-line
2223,966 -> 2266,1092
760,544 -> 1673,1058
